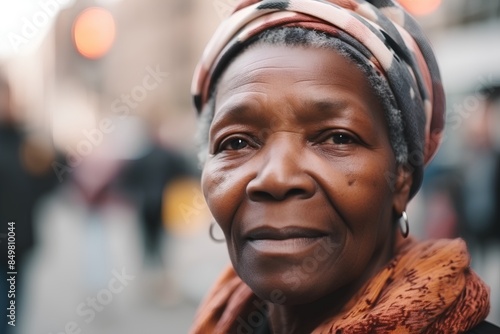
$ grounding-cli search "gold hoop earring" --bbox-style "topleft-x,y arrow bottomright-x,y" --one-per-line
209,222 -> 225,243
399,211 -> 409,238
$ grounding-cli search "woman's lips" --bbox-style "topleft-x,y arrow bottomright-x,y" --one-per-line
245,226 -> 329,255
246,226 -> 327,240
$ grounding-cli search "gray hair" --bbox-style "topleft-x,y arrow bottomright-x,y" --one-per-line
196,27 -> 408,166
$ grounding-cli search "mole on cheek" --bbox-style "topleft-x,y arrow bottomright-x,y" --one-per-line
348,179 -> 355,186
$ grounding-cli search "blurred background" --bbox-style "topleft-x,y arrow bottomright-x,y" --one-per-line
0,0 -> 499,333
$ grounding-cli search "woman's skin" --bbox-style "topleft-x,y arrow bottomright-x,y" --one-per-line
202,44 -> 413,333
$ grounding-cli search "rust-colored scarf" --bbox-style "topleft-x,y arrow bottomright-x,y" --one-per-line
190,238 -> 490,333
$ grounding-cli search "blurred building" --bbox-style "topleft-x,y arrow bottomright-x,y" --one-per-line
2,0 -> 226,154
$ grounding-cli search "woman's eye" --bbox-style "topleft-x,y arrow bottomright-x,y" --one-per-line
221,138 -> 249,151
329,133 -> 354,145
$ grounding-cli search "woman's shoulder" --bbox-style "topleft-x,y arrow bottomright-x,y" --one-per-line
467,321 -> 500,333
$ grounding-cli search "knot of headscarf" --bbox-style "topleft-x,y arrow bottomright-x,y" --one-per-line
192,0 -> 446,196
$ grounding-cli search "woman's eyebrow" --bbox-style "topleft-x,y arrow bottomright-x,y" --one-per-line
210,97 -> 370,135
210,102 -> 266,134
295,98 -> 367,124
300,99 -> 348,116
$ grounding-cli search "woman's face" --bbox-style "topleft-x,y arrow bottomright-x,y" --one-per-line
202,45 -> 411,305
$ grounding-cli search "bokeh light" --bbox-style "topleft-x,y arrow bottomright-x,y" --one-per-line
72,7 -> 116,59
398,0 -> 442,16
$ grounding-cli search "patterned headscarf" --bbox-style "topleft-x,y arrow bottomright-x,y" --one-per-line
192,0 -> 445,196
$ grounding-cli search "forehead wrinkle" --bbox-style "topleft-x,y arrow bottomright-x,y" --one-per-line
219,51 -> 305,90
221,64 -> 303,90
217,81 -> 271,102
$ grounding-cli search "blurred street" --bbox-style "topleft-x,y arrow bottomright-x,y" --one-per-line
13,184 -> 229,333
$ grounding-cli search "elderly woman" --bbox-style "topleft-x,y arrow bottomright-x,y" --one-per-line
189,0 -> 497,333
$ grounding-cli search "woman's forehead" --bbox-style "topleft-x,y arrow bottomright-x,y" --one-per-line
214,44 -> 383,119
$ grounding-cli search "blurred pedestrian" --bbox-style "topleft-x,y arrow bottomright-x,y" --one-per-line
457,83 -> 500,324
116,118 -> 198,303
0,72 -> 59,333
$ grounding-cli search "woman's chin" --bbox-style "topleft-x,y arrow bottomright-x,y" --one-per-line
250,280 -> 333,307
237,264 -> 342,307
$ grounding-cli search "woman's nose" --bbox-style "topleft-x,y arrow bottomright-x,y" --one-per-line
246,138 -> 316,202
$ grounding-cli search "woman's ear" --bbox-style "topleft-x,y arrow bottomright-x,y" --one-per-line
392,164 -> 413,215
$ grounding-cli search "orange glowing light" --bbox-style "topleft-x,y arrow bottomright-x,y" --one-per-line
398,0 -> 441,16
72,7 -> 116,59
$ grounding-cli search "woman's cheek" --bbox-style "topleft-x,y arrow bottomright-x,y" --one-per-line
332,155 -> 393,218
202,160 -> 244,232
348,152 -> 394,190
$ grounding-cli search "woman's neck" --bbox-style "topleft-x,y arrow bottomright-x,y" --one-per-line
267,229 -> 397,334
